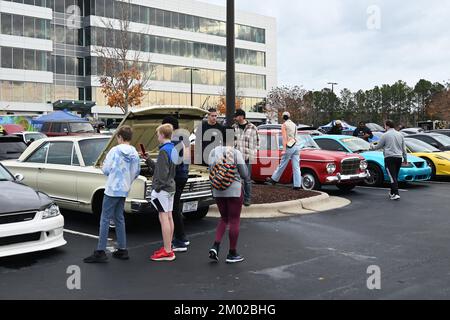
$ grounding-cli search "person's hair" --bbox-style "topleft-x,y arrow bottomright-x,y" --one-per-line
208,108 -> 217,113
162,116 -> 179,130
283,115 -> 289,121
117,126 -> 133,142
385,120 -> 395,129
156,123 -> 173,139
359,121 -> 366,125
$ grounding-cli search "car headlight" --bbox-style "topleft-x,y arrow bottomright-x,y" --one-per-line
40,204 -> 61,219
326,163 -> 336,174
360,160 -> 368,170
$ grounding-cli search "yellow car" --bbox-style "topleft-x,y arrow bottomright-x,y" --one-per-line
405,138 -> 450,178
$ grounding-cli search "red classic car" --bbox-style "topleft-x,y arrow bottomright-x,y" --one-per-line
252,129 -> 369,191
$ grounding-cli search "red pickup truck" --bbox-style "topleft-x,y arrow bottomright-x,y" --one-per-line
252,129 -> 369,191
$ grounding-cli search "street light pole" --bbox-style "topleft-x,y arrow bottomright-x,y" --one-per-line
226,0 -> 235,127
184,67 -> 199,106
328,82 -> 338,94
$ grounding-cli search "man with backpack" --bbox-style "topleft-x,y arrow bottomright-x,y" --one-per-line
208,145 -> 249,264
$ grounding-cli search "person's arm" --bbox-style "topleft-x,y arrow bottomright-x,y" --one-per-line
101,149 -> 114,176
366,128 -> 374,140
132,155 -> 141,180
353,129 -> 359,137
153,151 -> 170,192
402,138 -> 408,163
371,134 -> 385,150
281,123 -> 287,151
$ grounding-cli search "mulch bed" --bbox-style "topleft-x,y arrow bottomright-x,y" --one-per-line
250,184 -> 321,205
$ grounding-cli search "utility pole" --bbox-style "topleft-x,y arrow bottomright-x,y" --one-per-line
184,67 -> 199,106
226,0 -> 235,127
328,82 -> 338,94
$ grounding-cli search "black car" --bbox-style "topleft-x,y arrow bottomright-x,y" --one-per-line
0,135 -> 27,161
406,133 -> 450,151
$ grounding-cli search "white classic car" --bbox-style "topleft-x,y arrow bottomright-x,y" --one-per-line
1,106 -> 214,219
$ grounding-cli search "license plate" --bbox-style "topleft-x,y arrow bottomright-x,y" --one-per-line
182,201 -> 198,213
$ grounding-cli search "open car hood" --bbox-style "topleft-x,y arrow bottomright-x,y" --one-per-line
94,106 -> 207,167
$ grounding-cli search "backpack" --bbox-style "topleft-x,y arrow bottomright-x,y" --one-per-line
209,149 -> 238,191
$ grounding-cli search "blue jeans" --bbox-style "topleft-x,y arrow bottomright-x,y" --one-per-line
244,162 -> 252,203
97,195 -> 127,251
271,145 -> 302,188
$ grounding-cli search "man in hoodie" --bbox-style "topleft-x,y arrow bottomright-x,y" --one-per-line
84,126 -> 141,263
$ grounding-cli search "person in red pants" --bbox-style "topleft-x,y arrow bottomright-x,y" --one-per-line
207,145 -> 249,263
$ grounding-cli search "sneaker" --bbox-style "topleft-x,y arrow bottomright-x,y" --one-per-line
178,238 -> 190,246
226,253 -> 245,264
244,201 -> 251,207
209,244 -> 220,262
83,250 -> 108,263
172,239 -> 188,252
265,178 -> 277,186
151,249 -> 176,261
390,194 -> 401,201
112,249 -> 129,260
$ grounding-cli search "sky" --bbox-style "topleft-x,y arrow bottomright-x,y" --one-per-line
201,0 -> 450,93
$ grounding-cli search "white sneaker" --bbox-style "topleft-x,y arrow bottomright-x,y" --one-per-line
390,194 -> 401,201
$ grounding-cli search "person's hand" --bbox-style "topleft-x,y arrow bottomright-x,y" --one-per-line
140,152 -> 149,160
402,161 -> 409,166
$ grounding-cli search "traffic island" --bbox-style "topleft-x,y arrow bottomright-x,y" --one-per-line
208,184 -> 351,219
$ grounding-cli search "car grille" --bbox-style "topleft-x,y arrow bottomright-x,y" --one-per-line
0,232 -> 41,247
414,162 -> 424,168
341,158 -> 361,175
0,212 -> 36,225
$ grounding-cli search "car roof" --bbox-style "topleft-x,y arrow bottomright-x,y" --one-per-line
36,135 -> 109,142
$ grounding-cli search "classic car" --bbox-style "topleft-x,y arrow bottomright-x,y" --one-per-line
252,129 -> 369,191
14,131 -> 47,145
405,138 -> 450,178
313,135 -> 432,187
2,106 -> 214,220
0,162 -> 65,257
406,133 -> 450,152
40,120 -> 95,137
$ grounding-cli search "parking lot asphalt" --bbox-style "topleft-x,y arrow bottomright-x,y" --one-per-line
1,180 -> 450,300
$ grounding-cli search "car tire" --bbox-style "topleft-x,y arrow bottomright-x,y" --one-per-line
423,158 -> 436,179
301,170 -> 321,190
337,184 -> 357,192
364,164 -> 383,187
183,206 -> 209,220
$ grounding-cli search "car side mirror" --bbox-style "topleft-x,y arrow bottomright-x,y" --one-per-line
14,173 -> 24,182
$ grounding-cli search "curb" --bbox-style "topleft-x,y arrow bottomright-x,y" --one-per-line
207,192 -> 351,219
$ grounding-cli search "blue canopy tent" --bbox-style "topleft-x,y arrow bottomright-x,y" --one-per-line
32,110 -> 87,125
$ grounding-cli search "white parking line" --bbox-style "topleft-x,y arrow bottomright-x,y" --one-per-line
356,186 -> 408,192
64,229 -> 112,241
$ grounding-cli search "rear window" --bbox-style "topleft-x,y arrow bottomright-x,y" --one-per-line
69,122 -> 95,133
0,141 -> 27,158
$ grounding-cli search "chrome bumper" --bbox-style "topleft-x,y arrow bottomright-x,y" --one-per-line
325,171 -> 369,183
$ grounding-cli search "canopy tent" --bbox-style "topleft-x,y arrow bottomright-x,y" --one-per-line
32,110 -> 87,125
319,120 -> 356,132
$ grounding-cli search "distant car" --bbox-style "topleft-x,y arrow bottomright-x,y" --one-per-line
405,138 -> 450,178
406,133 -> 450,151
40,120 -> 95,137
0,163 -> 66,257
257,124 -> 323,136
313,135 -> 431,187
427,129 -> 450,137
14,132 -> 47,145
0,135 -> 27,161
253,129 -> 368,191
401,128 -> 424,135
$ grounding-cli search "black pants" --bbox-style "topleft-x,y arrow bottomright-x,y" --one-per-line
385,157 -> 402,196
173,178 -> 188,241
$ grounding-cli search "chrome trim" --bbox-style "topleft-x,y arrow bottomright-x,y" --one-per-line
325,171 -> 368,182
0,211 -> 37,217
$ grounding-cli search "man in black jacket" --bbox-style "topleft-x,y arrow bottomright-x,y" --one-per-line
194,108 -> 226,166
353,121 -> 374,141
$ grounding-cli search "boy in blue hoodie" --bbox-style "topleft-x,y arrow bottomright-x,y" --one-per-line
84,126 -> 140,263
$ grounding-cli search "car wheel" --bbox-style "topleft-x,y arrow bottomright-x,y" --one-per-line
301,171 -> 321,190
423,158 -> 436,179
337,184 -> 356,192
183,206 -> 209,220
364,164 -> 383,187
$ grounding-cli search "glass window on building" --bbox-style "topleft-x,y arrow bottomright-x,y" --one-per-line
156,91 -> 164,104
163,91 -> 172,105
148,90 -> 157,105
24,49 -> 35,70
0,81 -> 13,101
179,93 -> 188,106
171,39 -> 180,56
55,55 -> 65,74
140,6 -> 149,24
163,11 -> 171,28
163,38 -> 171,55
13,48 -> 24,69
35,18 -> 46,39
149,8 -> 156,25
66,56 -> 76,75
1,47 -> 12,68
13,81 -> 24,102
13,15 -> 23,36
55,0 -> 66,12
55,25 -> 65,43
185,15 -> 194,32
171,12 -> 179,29
156,36 -> 164,54
172,92 -> 180,105
95,0 -> 105,17
105,0 -> 114,18
23,82 -> 35,102
131,4 -> 139,23
23,16 -> 35,38
163,65 -> 171,82
1,13 -> 12,35
156,9 -> 164,27
178,13 -> 186,30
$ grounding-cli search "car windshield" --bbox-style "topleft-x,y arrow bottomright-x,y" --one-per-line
79,138 -> 109,166
0,164 -> 13,181
340,137 -> 370,152
432,134 -> 450,146
0,141 -> 27,157
406,139 -> 440,153
296,134 -> 320,149
69,122 -> 95,133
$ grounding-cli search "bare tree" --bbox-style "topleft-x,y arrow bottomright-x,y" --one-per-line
95,0 -> 153,114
